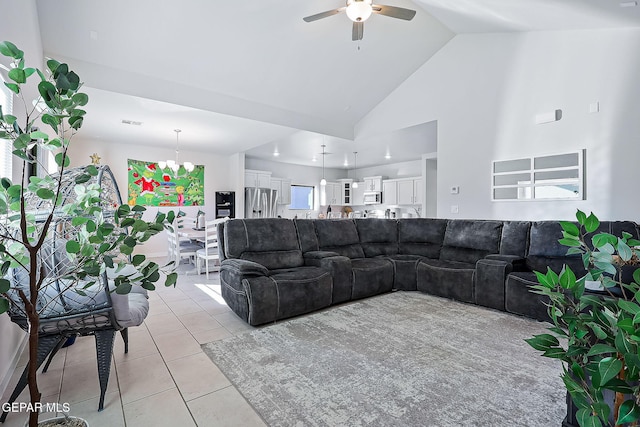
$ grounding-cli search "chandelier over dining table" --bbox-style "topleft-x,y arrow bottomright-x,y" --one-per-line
158,129 -> 194,178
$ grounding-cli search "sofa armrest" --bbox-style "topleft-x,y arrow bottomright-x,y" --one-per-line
475,257 -> 518,311
484,254 -> 527,271
304,251 -> 341,264
320,256 -> 353,304
220,259 -> 269,276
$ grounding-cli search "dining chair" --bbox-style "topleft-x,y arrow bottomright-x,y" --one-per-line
196,218 -> 228,279
167,226 -> 201,265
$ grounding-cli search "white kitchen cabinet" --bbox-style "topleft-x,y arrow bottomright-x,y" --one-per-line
394,177 -> 422,205
413,178 -> 423,205
382,180 -> 398,205
362,176 -> 383,192
280,179 -> 292,205
351,182 -> 365,205
322,182 -> 341,205
397,179 -> 414,205
245,169 -> 271,188
269,178 -> 292,205
338,179 -> 353,205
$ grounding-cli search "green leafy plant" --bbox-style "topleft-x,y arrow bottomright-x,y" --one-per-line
527,210 -> 640,427
0,41 -> 177,427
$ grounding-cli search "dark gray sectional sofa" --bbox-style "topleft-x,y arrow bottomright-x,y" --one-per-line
217,217 -> 639,326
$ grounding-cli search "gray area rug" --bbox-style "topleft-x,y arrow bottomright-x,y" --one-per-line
202,292 -> 565,427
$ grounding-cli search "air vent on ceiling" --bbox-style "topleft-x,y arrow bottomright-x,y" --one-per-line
121,119 -> 143,126
620,1 -> 637,7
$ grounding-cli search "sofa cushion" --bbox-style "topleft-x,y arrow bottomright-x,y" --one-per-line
385,254 -> 424,291
500,221 -> 531,257
243,267 -> 333,325
397,218 -> 447,258
294,219 -> 319,253
416,258 -> 476,303
440,220 -> 503,264
527,221 -> 583,274
504,272 -> 550,322
355,219 -> 398,257
350,258 -> 394,299
224,218 -> 303,270
314,219 -> 365,259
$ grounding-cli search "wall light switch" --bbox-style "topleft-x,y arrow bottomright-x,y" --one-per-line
450,186 -> 459,195
450,205 -> 459,214
589,102 -> 600,113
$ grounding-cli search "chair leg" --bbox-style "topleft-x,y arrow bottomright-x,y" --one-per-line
94,330 -> 116,412
206,258 -> 209,280
42,335 -> 69,373
0,335 -> 63,423
120,328 -> 129,354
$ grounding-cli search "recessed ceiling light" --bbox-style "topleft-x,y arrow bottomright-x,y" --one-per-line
121,119 -> 142,126
620,1 -> 637,6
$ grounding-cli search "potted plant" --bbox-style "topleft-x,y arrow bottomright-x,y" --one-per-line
527,210 -> 640,427
0,41 -> 177,427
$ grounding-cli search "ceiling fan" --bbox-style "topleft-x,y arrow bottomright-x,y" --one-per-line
303,0 -> 416,41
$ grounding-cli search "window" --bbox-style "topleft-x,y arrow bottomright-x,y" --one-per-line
492,150 -> 584,201
290,185 -> 314,210
0,75 -> 13,179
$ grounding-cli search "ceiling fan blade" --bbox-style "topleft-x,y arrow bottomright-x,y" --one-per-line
372,5 -> 416,20
352,21 -> 364,41
303,7 -> 346,22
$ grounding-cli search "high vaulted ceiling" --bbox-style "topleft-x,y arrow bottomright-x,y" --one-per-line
32,0 -> 452,168
6,1 -> 640,168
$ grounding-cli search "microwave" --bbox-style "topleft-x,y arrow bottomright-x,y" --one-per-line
363,192 -> 382,205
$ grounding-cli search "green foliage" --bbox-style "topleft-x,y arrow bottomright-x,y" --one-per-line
0,42 -> 177,426
527,210 -> 640,426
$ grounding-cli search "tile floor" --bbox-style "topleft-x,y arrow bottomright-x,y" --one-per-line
1,262 -> 268,427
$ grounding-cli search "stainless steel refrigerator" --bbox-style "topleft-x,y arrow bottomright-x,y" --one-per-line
245,188 -> 278,218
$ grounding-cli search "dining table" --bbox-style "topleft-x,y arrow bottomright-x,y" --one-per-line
178,227 -> 206,244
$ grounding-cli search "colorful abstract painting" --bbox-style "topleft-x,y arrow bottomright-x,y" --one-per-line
127,159 -> 205,206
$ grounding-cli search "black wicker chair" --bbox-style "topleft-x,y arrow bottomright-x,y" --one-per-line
1,166 -> 149,422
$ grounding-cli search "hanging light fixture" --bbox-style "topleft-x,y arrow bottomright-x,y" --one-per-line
158,129 -> 194,178
352,151 -> 359,188
346,0 -> 373,22
320,144 -> 327,186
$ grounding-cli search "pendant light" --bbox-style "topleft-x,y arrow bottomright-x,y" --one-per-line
320,144 -> 327,186
158,129 -> 194,178
352,151 -> 359,188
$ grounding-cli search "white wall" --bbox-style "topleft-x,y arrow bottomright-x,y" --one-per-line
356,28 -> 640,222
68,137 -> 238,256
0,0 -> 42,398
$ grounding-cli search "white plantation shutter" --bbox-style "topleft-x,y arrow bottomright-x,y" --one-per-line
0,75 -> 12,178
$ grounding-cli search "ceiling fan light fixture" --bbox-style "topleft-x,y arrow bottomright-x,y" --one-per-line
346,0 -> 373,22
